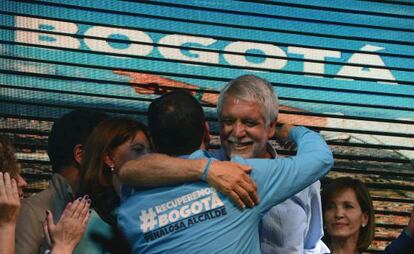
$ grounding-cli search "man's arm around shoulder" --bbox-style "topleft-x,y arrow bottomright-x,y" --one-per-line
118,153 -> 256,209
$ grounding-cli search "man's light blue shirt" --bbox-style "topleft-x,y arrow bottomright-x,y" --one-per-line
211,135 -> 329,254
259,181 -> 329,254
211,133 -> 330,254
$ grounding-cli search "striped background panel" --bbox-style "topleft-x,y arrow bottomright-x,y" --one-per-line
1,0 -> 413,252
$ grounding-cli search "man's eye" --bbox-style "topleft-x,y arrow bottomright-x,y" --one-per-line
221,118 -> 234,125
244,120 -> 257,127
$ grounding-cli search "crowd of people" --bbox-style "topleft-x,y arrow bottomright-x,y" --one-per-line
0,74 -> 413,254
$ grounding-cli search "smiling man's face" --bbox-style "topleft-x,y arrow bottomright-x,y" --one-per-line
219,95 -> 276,159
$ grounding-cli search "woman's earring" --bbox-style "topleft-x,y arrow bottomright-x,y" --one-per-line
362,223 -> 366,228
110,166 -> 115,172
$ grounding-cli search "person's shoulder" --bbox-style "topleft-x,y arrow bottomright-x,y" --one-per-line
187,149 -> 210,159
308,181 -> 321,193
302,181 -> 321,196
209,148 -> 228,161
23,186 -> 56,208
16,195 -> 46,241
19,191 -> 53,224
289,181 -> 321,204
24,173 -> 72,205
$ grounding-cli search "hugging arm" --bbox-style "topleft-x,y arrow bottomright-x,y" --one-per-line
118,154 -> 258,209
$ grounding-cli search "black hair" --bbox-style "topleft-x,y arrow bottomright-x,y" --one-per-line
47,109 -> 109,173
148,90 -> 205,156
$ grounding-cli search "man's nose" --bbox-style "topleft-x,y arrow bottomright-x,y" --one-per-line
233,122 -> 246,138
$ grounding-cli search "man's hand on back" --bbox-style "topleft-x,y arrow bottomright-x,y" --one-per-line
206,161 -> 259,209
275,124 -> 296,150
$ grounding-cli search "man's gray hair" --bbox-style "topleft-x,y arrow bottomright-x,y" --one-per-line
217,74 -> 279,124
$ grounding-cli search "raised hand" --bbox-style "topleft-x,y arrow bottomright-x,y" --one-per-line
206,161 -> 259,209
114,70 -> 199,95
43,196 -> 91,254
274,124 -> 297,150
0,172 -> 20,226
0,172 -> 21,254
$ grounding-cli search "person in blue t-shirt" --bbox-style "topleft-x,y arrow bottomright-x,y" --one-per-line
118,89 -> 333,253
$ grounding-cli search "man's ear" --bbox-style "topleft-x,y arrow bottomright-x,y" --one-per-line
267,119 -> 277,139
203,121 -> 211,147
73,144 -> 83,165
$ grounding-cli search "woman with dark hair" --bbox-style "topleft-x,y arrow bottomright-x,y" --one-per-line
321,177 -> 375,254
77,117 -> 151,253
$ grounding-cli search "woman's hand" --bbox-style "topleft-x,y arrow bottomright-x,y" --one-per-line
0,172 -> 20,227
0,172 -> 21,254
43,196 -> 91,254
114,70 -> 199,95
